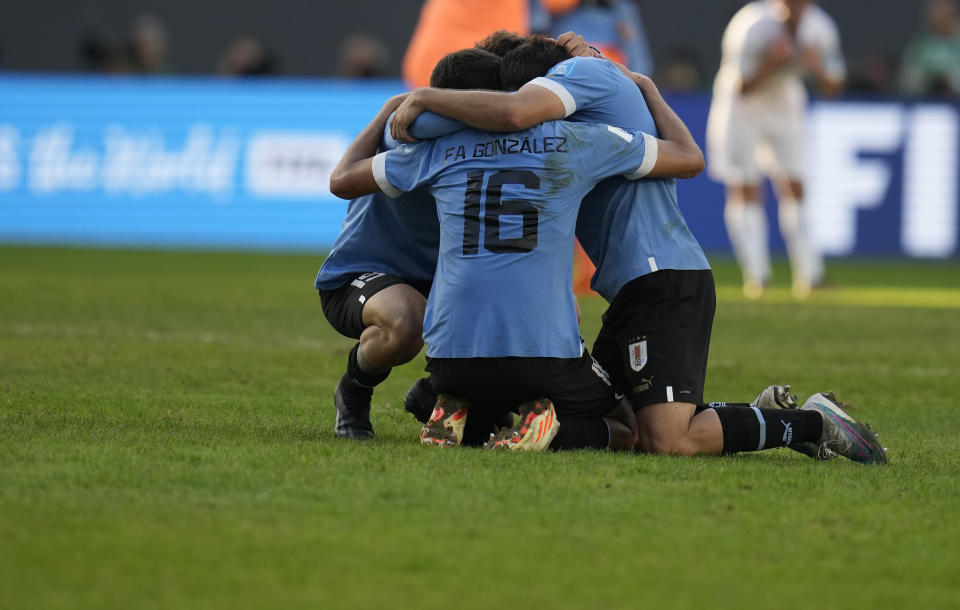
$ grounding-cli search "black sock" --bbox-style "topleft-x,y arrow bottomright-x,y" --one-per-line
345,343 -> 390,389
549,418 -> 610,450
703,401 -> 752,408
712,406 -> 823,454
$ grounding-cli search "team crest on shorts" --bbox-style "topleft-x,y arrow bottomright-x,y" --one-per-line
628,340 -> 648,372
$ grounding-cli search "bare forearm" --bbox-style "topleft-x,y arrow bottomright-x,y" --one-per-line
340,103 -> 393,169
413,88 -> 528,132
637,77 -> 697,152
634,75 -> 704,178
330,95 -> 405,199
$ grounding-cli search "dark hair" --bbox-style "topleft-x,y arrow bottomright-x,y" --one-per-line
500,36 -> 571,91
475,30 -> 527,58
430,48 -> 502,90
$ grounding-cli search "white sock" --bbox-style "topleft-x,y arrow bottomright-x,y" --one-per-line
724,199 -> 751,283
778,198 -> 810,287
802,201 -> 825,284
741,202 -> 770,285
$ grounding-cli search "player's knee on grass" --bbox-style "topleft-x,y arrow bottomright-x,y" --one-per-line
635,401 -> 704,456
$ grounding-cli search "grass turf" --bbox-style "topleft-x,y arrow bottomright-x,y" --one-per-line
2,246 -> 959,609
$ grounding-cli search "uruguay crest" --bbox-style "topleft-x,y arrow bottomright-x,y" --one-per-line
628,340 -> 648,372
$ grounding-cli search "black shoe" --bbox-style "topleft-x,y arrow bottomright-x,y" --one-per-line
334,373 -> 374,439
403,377 -> 437,424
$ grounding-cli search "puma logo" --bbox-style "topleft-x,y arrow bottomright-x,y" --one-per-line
782,420 -> 793,445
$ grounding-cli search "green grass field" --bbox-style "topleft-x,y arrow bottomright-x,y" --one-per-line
2,246 -> 959,609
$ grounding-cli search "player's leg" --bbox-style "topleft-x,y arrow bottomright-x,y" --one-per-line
773,175 -> 825,297
319,273 -> 428,438
770,99 -> 822,297
589,270 -> 714,454
542,353 -> 638,452
469,355 -> 635,452
358,283 -> 427,371
773,178 -> 812,298
424,357 -> 520,448
599,271 -> 826,456
724,183 -> 770,299
635,402 -> 720,455
712,98 -> 770,298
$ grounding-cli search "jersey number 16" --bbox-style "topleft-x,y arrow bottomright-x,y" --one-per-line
462,169 -> 539,255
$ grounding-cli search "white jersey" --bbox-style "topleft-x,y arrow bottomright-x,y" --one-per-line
713,0 -> 845,103
707,0 -> 844,183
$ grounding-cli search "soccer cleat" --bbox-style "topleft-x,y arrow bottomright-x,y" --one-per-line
334,373 -> 375,439
483,398 -> 559,452
789,440 -> 838,461
420,394 -> 469,448
403,377 -> 437,424
751,384 -> 799,410
799,392 -> 888,465
748,385 -> 834,459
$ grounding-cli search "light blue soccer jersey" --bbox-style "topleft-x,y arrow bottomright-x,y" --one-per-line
382,110 -> 466,151
374,121 -> 658,359
530,56 -> 711,302
314,190 -> 440,290
314,123 -> 446,291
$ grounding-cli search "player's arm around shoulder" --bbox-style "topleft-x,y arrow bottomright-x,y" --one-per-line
330,94 -> 408,199
630,74 -> 704,179
390,85 -> 566,142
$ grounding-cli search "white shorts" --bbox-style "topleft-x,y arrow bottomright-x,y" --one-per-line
706,85 -> 807,185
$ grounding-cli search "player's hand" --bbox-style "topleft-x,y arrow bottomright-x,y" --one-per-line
390,90 -> 424,143
799,46 -> 823,74
629,72 -> 655,93
556,31 -> 601,58
769,33 -> 795,65
383,92 -> 409,114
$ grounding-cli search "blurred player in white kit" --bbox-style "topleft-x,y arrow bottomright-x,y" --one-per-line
706,0 -> 844,298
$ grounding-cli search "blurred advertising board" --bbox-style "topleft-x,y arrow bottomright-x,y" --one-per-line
0,75 -> 404,250
0,75 -> 958,258
666,96 -> 959,259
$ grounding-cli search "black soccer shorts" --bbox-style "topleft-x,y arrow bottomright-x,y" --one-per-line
591,269 -> 716,408
319,272 -> 431,339
425,351 -> 621,444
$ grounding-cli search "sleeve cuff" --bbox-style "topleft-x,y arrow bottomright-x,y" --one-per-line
372,151 -> 403,198
528,77 -> 577,117
625,133 -> 659,179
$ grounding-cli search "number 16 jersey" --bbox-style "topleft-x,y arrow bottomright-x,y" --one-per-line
373,120 -> 657,359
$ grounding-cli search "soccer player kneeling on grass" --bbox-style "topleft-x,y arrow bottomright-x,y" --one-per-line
329,49 -> 706,451
314,48 -> 505,440
388,33 -> 886,464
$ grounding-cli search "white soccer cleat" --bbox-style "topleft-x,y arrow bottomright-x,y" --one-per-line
483,398 -> 559,452
420,394 -> 469,448
751,384 -> 799,410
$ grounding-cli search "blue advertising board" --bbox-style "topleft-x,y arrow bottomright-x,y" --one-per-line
0,75 -> 406,250
1,75 -> 958,258
669,95 -> 960,259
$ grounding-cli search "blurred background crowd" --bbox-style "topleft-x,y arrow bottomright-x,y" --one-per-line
0,0 -> 958,96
